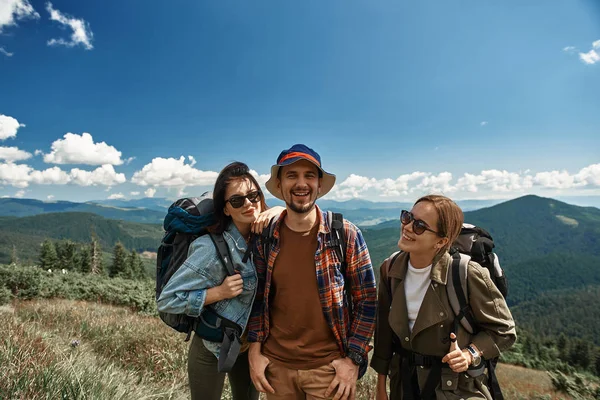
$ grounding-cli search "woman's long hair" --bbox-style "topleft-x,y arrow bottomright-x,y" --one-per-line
210,161 -> 267,234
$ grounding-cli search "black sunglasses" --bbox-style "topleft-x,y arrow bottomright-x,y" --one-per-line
400,210 -> 443,236
226,190 -> 261,209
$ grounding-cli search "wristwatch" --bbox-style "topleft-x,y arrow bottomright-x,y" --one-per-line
466,345 -> 481,367
346,350 -> 364,366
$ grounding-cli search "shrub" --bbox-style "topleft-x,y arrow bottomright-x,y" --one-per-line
0,286 -> 11,305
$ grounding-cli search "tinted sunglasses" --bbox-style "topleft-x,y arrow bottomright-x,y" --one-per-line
226,190 -> 261,209
400,210 -> 442,236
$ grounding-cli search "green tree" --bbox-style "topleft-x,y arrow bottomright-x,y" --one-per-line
110,242 -> 128,278
557,333 -> 570,361
39,239 -> 59,270
125,250 -> 145,279
79,245 -> 92,273
570,339 -> 592,369
56,240 -> 77,270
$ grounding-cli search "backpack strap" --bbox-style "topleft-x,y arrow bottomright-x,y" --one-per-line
328,211 -> 350,313
206,233 -> 244,371
218,325 -> 242,372
261,217 -> 278,263
446,252 -> 478,334
381,251 -> 402,299
328,211 -> 347,270
209,233 -> 236,276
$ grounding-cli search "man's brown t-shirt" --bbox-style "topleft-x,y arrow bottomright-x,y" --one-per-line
262,220 -> 341,369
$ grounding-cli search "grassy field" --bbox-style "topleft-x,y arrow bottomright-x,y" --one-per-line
0,299 -> 575,400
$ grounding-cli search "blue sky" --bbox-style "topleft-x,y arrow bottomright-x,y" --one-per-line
1,0 -> 599,203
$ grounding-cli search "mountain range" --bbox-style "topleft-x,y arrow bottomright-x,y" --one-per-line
1,194 -> 599,342
0,196 -> 534,227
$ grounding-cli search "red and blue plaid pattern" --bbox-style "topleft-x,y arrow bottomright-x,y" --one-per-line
248,206 -> 377,359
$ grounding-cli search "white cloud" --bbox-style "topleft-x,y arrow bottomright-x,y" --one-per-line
145,188 -> 156,198
47,194 -> 54,200
580,49 -> 600,65
14,189 -> 25,198
69,164 -> 126,187
0,47 -> 13,57
34,149 -> 43,156
0,162 -> 32,188
329,172 -> 429,200
250,169 -> 270,187
574,164 -> 600,186
130,191 -> 140,196
563,46 -> 576,53
125,156 -> 135,165
0,114 -> 25,140
533,170 -> 577,189
30,166 -> 71,185
456,170 -> 533,193
480,121 -> 488,126
415,172 -> 455,193
0,0 -> 39,33
43,132 -> 124,165
578,39 -> 600,65
45,2 -> 93,50
131,156 -> 219,189
324,164 -> 600,201
0,146 -> 32,162
0,162 -> 127,188
108,193 -> 124,200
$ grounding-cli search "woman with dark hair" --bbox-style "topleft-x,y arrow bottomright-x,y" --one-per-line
371,194 -> 516,400
157,161 -> 283,400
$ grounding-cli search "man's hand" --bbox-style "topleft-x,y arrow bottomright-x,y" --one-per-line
325,357 -> 359,400
248,343 -> 275,394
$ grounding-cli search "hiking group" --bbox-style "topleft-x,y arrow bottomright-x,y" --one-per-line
156,144 -> 516,400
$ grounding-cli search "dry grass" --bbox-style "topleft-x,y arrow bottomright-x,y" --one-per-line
0,299 -> 577,400
497,363 -> 573,400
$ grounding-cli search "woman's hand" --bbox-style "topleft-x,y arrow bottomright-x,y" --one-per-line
218,274 -> 244,299
251,206 -> 284,234
376,374 -> 388,400
442,332 -> 473,373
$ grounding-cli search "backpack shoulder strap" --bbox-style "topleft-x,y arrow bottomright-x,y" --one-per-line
446,252 -> 478,334
260,217 -> 277,262
209,233 -> 236,276
328,211 -> 346,271
381,251 -> 402,299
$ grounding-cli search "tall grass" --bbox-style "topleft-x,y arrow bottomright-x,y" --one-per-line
1,299 -> 577,400
1,300 -> 188,400
0,265 -> 588,399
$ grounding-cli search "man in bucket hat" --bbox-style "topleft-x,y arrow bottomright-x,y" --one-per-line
248,144 -> 377,400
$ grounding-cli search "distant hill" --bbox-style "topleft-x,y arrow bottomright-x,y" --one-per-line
0,198 -> 165,224
88,197 -> 173,212
511,285 -> 600,345
0,212 -> 163,264
361,195 -> 600,307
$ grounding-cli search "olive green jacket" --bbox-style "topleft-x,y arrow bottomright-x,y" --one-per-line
370,252 -> 516,399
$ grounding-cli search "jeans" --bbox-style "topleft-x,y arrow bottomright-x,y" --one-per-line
188,334 -> 259,400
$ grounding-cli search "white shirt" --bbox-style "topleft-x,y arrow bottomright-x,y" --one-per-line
404,260 -> 432,332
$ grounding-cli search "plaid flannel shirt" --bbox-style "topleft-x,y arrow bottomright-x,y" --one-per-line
248,206 -> 377,360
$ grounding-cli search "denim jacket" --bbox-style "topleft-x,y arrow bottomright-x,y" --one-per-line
156,223 -> 257,358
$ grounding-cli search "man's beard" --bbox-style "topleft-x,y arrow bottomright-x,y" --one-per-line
285,190 -> 317,214
286,199 -> 316,214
